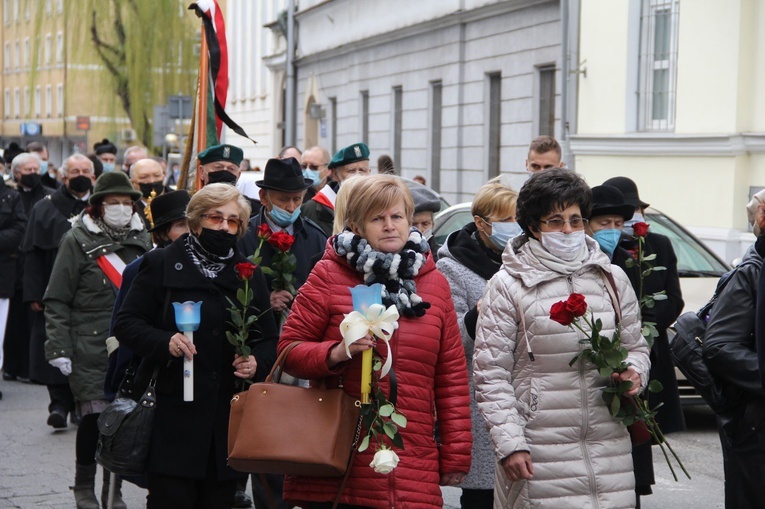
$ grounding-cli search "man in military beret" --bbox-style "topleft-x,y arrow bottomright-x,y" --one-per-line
301,142 -> 372,236
198,143 -> 260,218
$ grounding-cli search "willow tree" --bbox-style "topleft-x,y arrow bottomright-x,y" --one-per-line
32,0 -> 199,149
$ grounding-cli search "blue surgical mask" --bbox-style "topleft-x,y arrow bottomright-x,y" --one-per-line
39,161 -> 49,175
593,228 -> 622,257
303,169 -> 321,188
485,220 -> 522,251
102,162 -> 115,173
623,212 -> 645,236
269,204 -> 301,227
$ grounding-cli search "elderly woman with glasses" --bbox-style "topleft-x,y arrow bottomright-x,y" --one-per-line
114,183 -> 278,509
473,169 -> 650,508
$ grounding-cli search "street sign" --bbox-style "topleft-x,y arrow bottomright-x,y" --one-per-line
76,116 -> 90,131
21,122 -> 42,136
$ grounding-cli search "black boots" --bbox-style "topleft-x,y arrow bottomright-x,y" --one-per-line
101,469 -> 127,509
73,462 -> 99,509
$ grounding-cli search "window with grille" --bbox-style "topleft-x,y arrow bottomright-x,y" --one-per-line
430,81 -> 442,193
538,66 -> 556,137
4,90 -> 9,119
638,0 -> 679,131
487,73 -> 501,179
392,86 -> 402,170
360,90 -> 369,143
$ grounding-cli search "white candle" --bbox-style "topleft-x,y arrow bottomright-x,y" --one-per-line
183,330 -> 194,401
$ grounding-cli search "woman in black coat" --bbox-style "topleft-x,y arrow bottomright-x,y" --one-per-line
114,184 -> 278,509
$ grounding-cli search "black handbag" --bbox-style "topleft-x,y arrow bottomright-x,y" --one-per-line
96,363 -> 159,477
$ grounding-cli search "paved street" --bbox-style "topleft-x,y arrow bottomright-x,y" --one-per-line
0,379 -> 723,508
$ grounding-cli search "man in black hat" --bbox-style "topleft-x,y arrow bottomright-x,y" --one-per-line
585,185 -> 634,260
239,157 -> 327,314
602,175 -> 685,507
93,138 -> 118,174
20,154 -> 96,427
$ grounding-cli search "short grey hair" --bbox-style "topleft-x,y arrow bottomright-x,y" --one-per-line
187,183 -> 251,239
60,154 -> 94,178
304,146 -> 331,165
11,152 -> 41,174
123,145 -> 148,164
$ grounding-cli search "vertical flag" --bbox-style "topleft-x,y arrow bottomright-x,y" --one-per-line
190,0 -> 255,145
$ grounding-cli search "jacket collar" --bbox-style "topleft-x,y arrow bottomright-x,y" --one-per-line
161,234 -> 247,293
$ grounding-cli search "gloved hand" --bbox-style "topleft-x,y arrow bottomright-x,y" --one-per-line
49,357 -> 72,376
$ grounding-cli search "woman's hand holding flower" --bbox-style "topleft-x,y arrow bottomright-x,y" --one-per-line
233,354 -> 258,379
328,334 -> 375,368
611,366 -> 641,396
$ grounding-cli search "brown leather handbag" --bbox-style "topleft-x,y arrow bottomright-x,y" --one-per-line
228,341 -> 362,476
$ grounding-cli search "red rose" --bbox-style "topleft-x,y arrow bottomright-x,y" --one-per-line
268,231 -> 295,252
565,293 -> 588,317
550,300 -> 575,326
257,223 -> 272,240
633,222 -> 650,237
235,261 -> 256,280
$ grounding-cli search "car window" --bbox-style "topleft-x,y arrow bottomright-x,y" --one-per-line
434,209 -> 472,246
645,210 -> 729,276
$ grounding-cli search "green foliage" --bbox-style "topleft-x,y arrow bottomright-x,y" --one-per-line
32,0 -> 198,148
358,353 -> 407,453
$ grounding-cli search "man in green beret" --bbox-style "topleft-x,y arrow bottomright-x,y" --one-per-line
327,142 -> 371,186
198,143 -> 244,186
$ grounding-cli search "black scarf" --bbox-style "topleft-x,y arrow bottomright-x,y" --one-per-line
446,222 -> 502,281
184,233 -> 234,279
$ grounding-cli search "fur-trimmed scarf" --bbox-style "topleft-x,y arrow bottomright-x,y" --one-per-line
333,229 -> 431,317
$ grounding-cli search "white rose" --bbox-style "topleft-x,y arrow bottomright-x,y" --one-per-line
369,448 -> 400,474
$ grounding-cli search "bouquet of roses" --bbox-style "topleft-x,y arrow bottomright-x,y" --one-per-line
551,293 -> 689,481
248,223 -> 298,297
226,261 -> 270,391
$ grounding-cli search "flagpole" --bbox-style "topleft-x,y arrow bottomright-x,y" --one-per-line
195,25 -> 210,191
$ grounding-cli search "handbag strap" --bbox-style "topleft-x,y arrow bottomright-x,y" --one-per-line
600,269 -> 622,326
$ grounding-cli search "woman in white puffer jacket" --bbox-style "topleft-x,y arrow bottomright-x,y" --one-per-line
474,169 -> 650,509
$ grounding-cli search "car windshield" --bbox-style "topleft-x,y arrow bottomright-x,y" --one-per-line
644,209 -> 729,277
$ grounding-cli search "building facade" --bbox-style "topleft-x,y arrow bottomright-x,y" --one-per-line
571,0 -> 764,261
224,0 -> 563,204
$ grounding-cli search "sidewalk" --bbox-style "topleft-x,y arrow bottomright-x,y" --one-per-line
0,379 -> 460,508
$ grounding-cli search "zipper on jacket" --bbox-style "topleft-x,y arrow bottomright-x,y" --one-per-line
578,356 -> 600,506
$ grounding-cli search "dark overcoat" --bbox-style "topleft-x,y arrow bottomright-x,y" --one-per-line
113,235 -> 278,481
0,179 -> 26,298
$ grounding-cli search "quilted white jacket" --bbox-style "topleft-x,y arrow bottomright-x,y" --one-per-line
474,236 -> 650,509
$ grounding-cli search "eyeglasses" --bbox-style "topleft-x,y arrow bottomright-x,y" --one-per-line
201,213 -> 242,232
538,217 -> 588,230
300,163 -> 326,171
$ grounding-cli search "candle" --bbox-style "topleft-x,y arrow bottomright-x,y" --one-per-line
172,301 -> 202,402
350,284 -> 383,405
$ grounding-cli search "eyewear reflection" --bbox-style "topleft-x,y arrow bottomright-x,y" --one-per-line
538,217 -> 588,229
201,213 -> 242,231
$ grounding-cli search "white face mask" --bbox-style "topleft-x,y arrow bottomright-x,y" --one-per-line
422,227 -> 433,240
103,204 -> 133,229
540,230 -> 585,261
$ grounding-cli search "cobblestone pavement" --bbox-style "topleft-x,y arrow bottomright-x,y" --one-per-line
0,379 -> 460,509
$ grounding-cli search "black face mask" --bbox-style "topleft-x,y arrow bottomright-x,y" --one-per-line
68,175 -> 93,193
197,227 -> 237,257
206,170 -> 237,185
139,181 -> 165,199
20,173 -> 41,189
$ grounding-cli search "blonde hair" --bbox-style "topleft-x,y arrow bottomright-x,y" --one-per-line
187,183 -> 251,239
333,175 -> 365,235
341,175 -> 413,235
471,181 -> 518,220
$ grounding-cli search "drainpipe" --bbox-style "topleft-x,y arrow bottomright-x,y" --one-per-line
285,0 -> 296,146
560,0 -> 570,167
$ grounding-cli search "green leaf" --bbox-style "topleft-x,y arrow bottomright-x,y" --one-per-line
260,266 -> 274,276
230,311 -> 243,328
605,350 -> 623,369
643,297 -> 655,309
651,266 -> 667,272
642,254 -> 657,261
391,412 -> 407,428
383,422 -> 398,439
610,393 -> 621,416
599,366 -> 614,377
642,268 -> 653,277
225,331 -> 238,346
379,404 -> 395,417
652,293 -> 668,301
624,257 -> 635,268
618,380 -> 634,392
237,288 -> 247,306
358,435 -> 370,452
391,432 -> 405,449
240,345 -> 251,358
648,380 -> 664,393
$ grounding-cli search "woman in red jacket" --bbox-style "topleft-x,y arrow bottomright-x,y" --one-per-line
278,174 -> 472,509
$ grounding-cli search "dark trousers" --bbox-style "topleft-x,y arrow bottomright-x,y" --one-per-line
460,488 -> 493,509
47,383 -> 75,414
719,415 -> 765,509
146,445 -> 236,509
3,292 -> 30,378
250,473 -> 292,509
147,473 -> 236,509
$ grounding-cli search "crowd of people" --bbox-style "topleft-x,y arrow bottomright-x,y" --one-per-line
0,133 -> 760,509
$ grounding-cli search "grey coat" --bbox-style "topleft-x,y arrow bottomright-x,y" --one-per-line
437,230 -> 498,490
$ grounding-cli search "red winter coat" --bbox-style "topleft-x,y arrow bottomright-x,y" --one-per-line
278,241 -> 472,508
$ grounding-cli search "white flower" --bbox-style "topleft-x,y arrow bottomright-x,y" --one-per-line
369,448 -> 400,474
